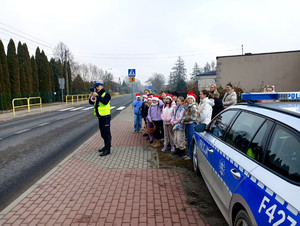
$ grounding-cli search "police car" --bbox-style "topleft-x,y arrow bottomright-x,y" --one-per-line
193,92 -> 300,226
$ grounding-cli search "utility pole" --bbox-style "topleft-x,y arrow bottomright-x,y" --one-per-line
65,50 -> 69,95
242,44 -> 244,55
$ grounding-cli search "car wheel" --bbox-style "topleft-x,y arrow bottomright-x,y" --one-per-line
234,210 -> 252,226
193,143 -> 200,175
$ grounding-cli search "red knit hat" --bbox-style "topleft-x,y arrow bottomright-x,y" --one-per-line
136,93 -> 141,99
187,91 -> 196,102
152,95 -> 159,101
166,94 -> 173,100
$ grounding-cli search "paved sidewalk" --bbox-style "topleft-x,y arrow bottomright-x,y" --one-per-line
0,106 -> 207,225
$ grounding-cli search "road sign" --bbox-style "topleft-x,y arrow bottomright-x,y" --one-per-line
129,77 -> 135,83
147,86 -> 152,90
58,78 -> 65,89
128,69 -> 136,77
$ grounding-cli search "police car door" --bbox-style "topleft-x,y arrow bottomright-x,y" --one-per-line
201,110 -> 239,210
210,111 -> 266,220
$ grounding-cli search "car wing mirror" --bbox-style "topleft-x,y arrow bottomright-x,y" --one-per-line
194,123 -> 206,132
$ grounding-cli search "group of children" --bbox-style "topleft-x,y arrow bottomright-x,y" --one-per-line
132,88 -> 218,161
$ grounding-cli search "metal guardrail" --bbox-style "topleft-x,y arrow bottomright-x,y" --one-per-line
66,94 -> 89,105
12,97 -> 42,116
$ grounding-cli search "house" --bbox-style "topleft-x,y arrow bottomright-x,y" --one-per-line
216,50 -> 300,92
196,70 -> 217,91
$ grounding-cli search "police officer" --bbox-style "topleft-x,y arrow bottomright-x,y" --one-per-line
89,81 -> 111,156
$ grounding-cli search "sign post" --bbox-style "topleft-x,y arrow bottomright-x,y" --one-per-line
128,69 -> 136,101
58,78 -> 65,102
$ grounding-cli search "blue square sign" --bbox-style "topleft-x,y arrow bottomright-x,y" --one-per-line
128,69 -> 136,77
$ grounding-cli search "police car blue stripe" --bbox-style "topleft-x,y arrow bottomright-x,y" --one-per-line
197,134 -> 300,220
257,181 -> 264,189
265,187 -> 274,196
287,204 -> 298,216
275,195 -> 285,205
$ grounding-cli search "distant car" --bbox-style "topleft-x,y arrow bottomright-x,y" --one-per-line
193,92 -> 300,226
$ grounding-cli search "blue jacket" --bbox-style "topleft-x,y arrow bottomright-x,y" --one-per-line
132,99 -> 143,115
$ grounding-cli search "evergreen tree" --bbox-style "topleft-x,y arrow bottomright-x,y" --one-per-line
17,42 -> 28,96
168,56 -> 187,90
191,63 -> 202,81
31,56 -> 39,95
50,58 -> 63,93
22,43 -> 33,95
7,39 -> 20,98
36,48 -> 52,102
0,40 -> 11,109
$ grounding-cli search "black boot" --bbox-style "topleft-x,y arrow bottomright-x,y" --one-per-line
100,149 -> 110,157
98,147 -> 106,152
175,149 -> 186,157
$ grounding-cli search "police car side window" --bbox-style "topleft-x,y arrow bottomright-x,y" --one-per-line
224,112 -> 265,154
208,110 -> 237,138
265,125 -> 300,183
247,120 -> 273,161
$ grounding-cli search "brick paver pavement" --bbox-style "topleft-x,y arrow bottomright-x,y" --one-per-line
0,106 -> 207,225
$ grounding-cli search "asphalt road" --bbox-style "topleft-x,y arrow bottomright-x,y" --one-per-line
0,94 -> 132,211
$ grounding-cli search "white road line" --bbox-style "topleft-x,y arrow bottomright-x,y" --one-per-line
14,129 -> 30,134
59,107 -> 74,111
70,107 -> 84,111
116,106 -> 126,111
82,106 -> 94,111
110,106 -> 116,110
38,122 -> 50,127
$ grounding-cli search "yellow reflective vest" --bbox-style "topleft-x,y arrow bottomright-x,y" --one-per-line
94,92 -> 111,116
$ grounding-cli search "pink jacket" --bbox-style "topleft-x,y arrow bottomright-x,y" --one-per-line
161,105 -> 175,124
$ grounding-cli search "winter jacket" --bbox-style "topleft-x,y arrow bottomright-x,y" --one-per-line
171,105 -> 186,131
222,89 -> 237,109
132,99 -> 143,115
161,104 -> 176,125
89,88 -> 111,117
199,97 -> 214,125
141,102 -> 149,118
147,100 -> 164,121
212,97 -> 224,119
182,103 -> 198,124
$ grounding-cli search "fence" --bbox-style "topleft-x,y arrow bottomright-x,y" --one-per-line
12,97 -> 42,116
66,94 -> 89,105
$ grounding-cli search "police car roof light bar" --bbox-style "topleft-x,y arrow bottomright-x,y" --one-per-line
241,92 -> 300,101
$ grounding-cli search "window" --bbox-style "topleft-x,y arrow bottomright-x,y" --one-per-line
224,112 -> 265,153
265,125 -> 300,183
246,121 -> 273,161
208,110 -> 237,138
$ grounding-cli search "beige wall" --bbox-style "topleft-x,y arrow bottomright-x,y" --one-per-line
216,51 -> 300,92
197,76 -> 216,91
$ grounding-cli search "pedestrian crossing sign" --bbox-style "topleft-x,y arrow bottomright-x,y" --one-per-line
129,77 -> 135,83
128,69 -> 136,77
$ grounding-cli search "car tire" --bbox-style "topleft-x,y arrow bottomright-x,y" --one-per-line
193,143 -> 200,176
234,210 -> 252,226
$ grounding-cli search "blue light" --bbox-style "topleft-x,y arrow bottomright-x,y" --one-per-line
242,93 -> 280,101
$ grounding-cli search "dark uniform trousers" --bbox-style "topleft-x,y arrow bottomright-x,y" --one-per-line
98,115 -> 111,151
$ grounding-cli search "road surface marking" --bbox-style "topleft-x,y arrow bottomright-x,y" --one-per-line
110,106 -> 116,110
70,107 -> 84,111
59,107 -> 74,111
82,106 -> 94,111
116,106 -> 126,110
38,122 -> 50,127
14,129 -> 30,134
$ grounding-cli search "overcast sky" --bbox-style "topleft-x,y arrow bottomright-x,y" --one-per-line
1,0 -> 300,85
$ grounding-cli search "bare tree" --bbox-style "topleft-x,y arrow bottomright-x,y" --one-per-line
53,42 -> 75,94
146,73 -> 166,92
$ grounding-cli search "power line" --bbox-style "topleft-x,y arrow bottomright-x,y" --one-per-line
0,27 -> 54,50
0,22 -> 56,48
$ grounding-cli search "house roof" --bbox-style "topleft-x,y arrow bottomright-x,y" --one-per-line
216,50 -> 300,60
196,70 -> 217,77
